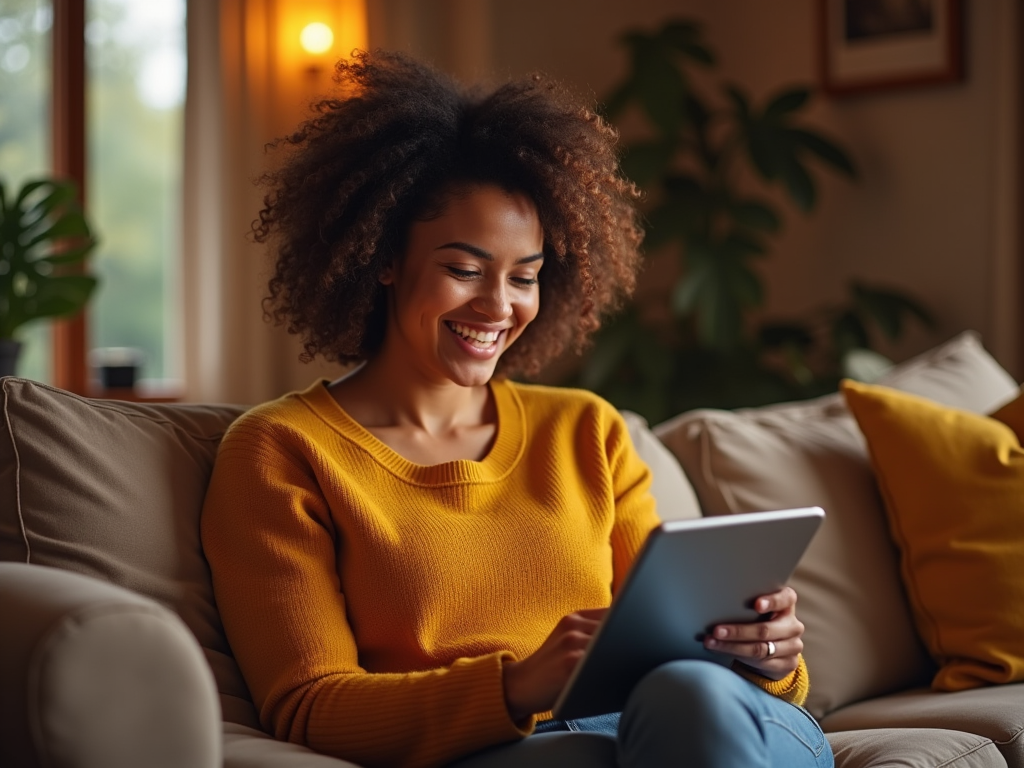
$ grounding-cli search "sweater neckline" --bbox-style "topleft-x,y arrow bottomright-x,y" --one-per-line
300,378 -> 526,486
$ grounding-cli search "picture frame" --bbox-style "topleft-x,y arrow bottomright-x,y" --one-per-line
819,0 -> 964,96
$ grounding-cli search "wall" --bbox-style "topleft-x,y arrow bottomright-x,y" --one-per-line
368,0 -> 1022,379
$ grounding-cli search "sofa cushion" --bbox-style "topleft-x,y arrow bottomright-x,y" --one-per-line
827,728 -> 1006,768
843,382 -> 1024,692
0,377 -> 257,727
621,411 -> 701,521
821,686 -> 1024,768
224,723 -> 362,767
653,332 -> 1020,719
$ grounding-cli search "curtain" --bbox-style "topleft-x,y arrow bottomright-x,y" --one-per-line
181,0 -> 357,404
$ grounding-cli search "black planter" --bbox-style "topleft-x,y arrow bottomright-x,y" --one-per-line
0,339 -> 22,378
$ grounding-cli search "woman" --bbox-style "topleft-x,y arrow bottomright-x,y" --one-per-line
201,51 -> 832,768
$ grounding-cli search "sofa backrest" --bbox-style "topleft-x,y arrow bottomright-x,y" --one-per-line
0,379 -> 259,727
654,331 -> 1020,719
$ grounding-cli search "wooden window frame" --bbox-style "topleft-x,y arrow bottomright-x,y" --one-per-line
51,0 -> 87,395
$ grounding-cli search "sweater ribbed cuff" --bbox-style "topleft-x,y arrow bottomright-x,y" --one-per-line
733,655 -> 810,706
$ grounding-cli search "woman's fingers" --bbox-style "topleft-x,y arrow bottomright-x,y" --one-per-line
503,608 -> 608,721
705,635 -> 804,661
702,586 -> 804,678
708,612 -> 804,645
753,586 -> 798,615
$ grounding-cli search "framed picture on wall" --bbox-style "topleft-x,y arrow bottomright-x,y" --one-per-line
819,0 -> 964,95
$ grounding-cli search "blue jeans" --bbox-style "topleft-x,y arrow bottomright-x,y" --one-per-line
450,660 -> 834,768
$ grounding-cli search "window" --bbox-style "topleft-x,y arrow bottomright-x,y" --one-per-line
0,0 -> 185,393
87,0 -> 185,389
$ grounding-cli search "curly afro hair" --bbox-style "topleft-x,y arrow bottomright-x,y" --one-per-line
254,50 -> 643,377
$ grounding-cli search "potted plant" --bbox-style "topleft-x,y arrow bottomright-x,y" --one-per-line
0,177 -> 99,377
573,19 -> 931,422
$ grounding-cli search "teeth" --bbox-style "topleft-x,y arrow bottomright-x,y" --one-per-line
448,322 -> 501,345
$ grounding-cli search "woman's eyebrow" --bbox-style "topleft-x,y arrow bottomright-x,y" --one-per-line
436,241 -> 544,264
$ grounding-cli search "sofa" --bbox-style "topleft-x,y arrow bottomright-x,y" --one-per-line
1,330 -> 1021,768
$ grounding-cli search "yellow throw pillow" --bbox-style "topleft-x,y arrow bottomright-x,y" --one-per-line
841,380 -> 1024,691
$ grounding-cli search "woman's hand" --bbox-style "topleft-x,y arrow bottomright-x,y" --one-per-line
703,586 -> 804,680
502,608 -> 607,723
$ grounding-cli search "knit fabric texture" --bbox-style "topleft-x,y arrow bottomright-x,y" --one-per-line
201,379 -> 808,768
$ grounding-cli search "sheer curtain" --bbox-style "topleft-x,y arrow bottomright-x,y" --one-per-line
181,0 -> 352,404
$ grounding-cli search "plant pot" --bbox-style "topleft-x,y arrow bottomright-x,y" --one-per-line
0,339 -> 22,378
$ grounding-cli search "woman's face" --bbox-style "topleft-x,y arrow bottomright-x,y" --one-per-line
380,184 -> 544,388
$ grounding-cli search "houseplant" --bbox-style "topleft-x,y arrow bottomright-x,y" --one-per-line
574,20 -> 931,422
0,177 -> 99,377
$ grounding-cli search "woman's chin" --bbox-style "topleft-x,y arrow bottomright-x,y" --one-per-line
438,357 -> 502,388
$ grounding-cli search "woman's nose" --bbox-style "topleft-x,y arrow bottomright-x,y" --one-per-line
472,280 -> 512,320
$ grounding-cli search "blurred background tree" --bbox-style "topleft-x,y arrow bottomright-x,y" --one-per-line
570,19 -> 933,423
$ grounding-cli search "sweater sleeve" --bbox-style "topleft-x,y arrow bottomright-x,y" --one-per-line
200,418 -> 529,768
604,407 -> 662,596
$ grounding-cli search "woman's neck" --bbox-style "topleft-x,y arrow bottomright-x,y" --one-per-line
329,355 -> 494,435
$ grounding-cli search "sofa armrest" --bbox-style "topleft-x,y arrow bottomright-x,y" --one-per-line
0,563 -> 221,768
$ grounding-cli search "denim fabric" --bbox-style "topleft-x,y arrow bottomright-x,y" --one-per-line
534,712 -> 621,735
450,660 -> 834,768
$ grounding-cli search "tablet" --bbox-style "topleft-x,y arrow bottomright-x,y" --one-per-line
551,507 -> 824,721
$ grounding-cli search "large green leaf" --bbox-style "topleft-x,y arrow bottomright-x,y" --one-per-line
764,87 -> 811,118
776,150 -> 816,211
25,211 -> 92,249
790,128 -> 857,177
0,177 -> 99,338
744,124 -> 783,181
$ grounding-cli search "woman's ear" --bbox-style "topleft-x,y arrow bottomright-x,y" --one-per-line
379,266 -> 394,285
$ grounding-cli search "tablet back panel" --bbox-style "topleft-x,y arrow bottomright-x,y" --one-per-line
552,507 -> 824,720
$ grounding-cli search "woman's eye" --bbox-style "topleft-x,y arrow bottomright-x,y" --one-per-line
447,266 -> 480,279
511,276 -> 538,287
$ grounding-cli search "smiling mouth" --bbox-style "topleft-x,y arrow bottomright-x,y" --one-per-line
445,321 -> 504,349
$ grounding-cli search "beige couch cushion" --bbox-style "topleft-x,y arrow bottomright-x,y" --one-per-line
822,686 -> 1024,768
0,378 -> 257,727
828,728 -> 1006,768
223,724 -> 363,767
654,332 -> 1020,718
621,410 -> 701,521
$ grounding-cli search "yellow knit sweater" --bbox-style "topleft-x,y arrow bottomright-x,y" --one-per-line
201,379 -> 808,768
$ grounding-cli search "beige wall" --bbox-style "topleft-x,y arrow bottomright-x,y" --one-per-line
368,0 -> 1022,379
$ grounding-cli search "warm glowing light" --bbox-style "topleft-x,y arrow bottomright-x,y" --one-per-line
299,22 -> 334,55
